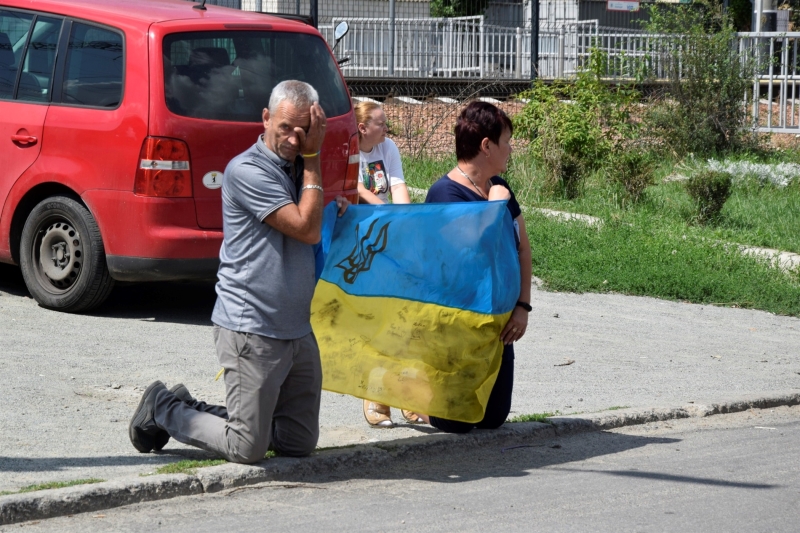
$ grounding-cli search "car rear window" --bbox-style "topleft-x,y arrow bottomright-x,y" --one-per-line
163,31 -> 350,122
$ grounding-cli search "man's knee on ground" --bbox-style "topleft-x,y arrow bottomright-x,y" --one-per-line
229,440 -> 271,464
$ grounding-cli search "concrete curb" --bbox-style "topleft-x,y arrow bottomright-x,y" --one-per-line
2,391 -> 799,525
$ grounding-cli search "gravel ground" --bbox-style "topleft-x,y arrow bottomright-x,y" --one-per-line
1,263 -> 798,493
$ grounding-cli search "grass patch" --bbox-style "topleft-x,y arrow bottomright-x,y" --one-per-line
605,406 -> 630,411
513,158 -> 800,255
151,451 -> 277,476
711,181 -> 800,253
507,412 -> 559,423
154,459 -> 227,476
402,155 -> 455,191
0,478 -> 105,496
526,211 -> 800,316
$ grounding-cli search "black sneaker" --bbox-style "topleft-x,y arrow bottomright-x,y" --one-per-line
169,383 -> 194,403
151,383 -> 195,452
129,380 -> 166,453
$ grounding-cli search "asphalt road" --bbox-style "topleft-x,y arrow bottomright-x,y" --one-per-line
1,262 -> 799,492
8,405 -> 800,532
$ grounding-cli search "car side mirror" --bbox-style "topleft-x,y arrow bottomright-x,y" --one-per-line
334,21 -> 349,42
332,21 -> 349,53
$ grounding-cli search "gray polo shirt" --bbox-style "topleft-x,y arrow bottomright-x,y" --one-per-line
211,136 -> 314,339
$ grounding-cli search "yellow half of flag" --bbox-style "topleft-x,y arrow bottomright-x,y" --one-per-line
313,279 -> 511,423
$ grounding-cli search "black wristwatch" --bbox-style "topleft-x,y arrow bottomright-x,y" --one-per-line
515,301 -> 532,312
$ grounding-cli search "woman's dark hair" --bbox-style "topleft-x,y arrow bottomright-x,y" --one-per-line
454,101 -> 513,161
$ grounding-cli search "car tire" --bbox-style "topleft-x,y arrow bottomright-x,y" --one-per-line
19,196 -> 115,312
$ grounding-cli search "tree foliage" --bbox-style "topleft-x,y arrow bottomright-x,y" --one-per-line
430,0 -> 489,18
513,50 -> 640,199
642,0 -> 757,157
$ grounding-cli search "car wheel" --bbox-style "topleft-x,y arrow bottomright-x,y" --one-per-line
19,196 -> 115,312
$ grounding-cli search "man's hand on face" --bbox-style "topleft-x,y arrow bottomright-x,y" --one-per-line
295,102 -> 327,157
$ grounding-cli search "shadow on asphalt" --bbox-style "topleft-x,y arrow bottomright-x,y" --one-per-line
2,430 -> 684,485
0,447 -> 220,474
268,430 -> 777,490
0,263 -> 28,298
89,281 -> 217,326
548,467 -> 777,489
0,431 -> 778,491
270,430 -> 694,486
0,263 -> 217,326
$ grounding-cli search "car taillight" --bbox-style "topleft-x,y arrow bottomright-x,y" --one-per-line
345,133 -> 359,189
134,137 -> 192,197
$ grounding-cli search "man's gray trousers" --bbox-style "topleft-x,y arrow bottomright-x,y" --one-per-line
154,325 -> 322,463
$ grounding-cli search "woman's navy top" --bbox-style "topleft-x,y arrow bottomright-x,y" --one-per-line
425,175 -> 522,248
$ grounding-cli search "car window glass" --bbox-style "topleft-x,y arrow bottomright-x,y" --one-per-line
163,31 -> 350,122
0,9 -> 33,99
62,23 -> 123,108
18,16 -> 62,102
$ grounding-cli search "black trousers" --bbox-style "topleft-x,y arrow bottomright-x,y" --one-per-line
428,343 -> 514,434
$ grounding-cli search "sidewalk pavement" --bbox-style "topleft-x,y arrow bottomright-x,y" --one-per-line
2,274 -> 799,525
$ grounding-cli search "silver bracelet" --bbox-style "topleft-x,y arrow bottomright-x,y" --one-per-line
302,184 -> 323,192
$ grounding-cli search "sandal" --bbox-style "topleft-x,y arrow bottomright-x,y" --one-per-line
401,409 -> 424,424
364,400 -> 393,428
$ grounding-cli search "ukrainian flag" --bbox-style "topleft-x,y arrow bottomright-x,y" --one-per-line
311,201 -> 520,423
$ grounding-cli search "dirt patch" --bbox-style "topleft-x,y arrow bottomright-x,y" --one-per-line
384,99 -> 529,158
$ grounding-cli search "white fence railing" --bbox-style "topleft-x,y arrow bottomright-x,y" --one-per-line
587,31 -> 682,80
739,32 -> 800,133
319,17 -> 598,79
320,20 -> 800,133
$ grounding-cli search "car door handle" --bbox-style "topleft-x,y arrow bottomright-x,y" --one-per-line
11,134 -> 38,145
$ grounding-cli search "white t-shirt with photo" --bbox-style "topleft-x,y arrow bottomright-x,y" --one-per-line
359,137 -> 405,204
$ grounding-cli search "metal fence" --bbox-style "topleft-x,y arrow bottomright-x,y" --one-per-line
740,32 -> 800,133
206,0 -> 653,79
229,0 -> 526,26
587,30 -> 678,79
320,17 -> 597,79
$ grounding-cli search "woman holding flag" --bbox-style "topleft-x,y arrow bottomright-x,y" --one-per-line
421,101 -> 532,433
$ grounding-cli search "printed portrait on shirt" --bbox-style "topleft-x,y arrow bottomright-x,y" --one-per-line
362,160 -> 389,194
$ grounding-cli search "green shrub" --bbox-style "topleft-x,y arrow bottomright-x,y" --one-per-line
514,50 -> 639,199
686,170 -> 734,223
538,114 -> 588,199
642,1 -> 758,156
608,149 -> 656,205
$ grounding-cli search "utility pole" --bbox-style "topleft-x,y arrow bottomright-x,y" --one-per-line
531,0 -> 539,80
755,0 -> 763,32
311,0 -> 318,28
389,0 -> 396,76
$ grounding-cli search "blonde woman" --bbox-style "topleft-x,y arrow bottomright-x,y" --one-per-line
355,101 -> 411,205
354,101 -> 420,427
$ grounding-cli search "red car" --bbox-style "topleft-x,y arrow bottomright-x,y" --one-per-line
0,0 -> 358,312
